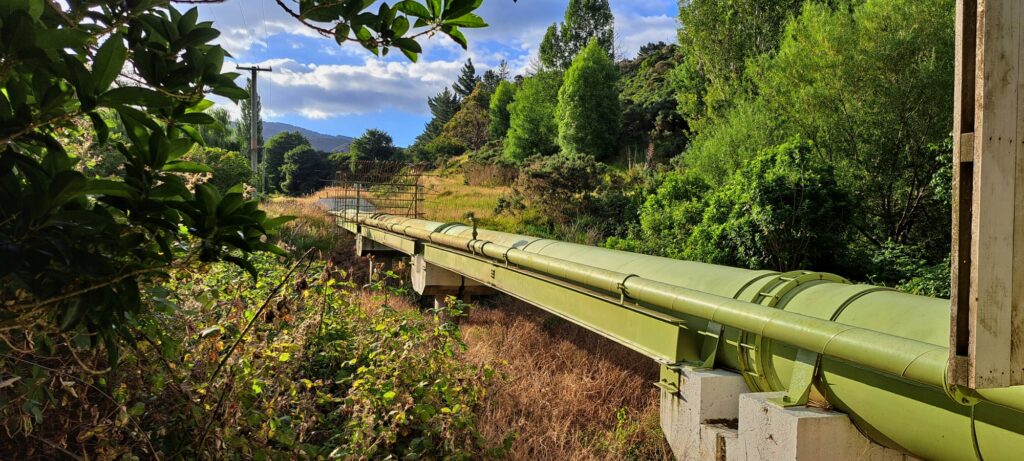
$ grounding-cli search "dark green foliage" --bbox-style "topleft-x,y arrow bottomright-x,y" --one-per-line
283,0 -> 488,61
409,87 -> 461,161
556,39 -> 620,160
439,83 -> 491,151
452,58 -> 479,99
685,140 -> 850,271
344,128 -> 401,170
539,23 -> 564,70
540,0 -> 615,69
0,2 -> 285,355
504,71 -> 563,162
489,81 -> 517,140
264,131 -> 312,192
481,69 -> 502,93
281,146 -> 335,195
422,137 -> 468,159
183,146 -> 252,192
503,154 -> 640,243
237,77 -> 263,162
618,43 -> 689,161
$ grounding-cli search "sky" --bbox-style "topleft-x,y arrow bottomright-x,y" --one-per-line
195,0 -> 679,146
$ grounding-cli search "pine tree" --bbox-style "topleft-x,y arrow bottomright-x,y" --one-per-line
452,58 -> 480,98
237,78 -> 263,163
496,60 -> 511,80
425,87 -> 461,138
481,69 -> 501,93
556,39 -> 620,159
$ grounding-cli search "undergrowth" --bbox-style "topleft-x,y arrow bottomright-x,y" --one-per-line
1,249 -> 502,459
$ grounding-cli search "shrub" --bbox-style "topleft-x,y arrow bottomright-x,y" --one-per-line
182,145 -> 252,192
685,139 -> 850,271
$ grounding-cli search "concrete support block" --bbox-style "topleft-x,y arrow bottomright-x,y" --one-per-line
735,393 -> 916,461
411,254 -> 495,297
660,366 -> 748,461
356,234 -> 402,257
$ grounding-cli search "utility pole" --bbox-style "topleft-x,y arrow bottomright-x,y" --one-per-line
237,65 -> 272,194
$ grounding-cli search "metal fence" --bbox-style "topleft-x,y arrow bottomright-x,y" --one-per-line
319,160 -> 429,220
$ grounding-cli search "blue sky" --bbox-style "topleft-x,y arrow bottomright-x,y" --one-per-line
196,0 -> 679,146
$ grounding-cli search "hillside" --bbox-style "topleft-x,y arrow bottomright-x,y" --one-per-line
264,121 -> 354,153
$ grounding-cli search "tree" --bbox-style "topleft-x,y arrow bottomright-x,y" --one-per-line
237,77 -> 263,164
272,0 -> 487,61
439,84 -> 491,151
346,128 -> 401,170
0,2 -> 283,368
200,108 -> 239,151
481,69 -> 502,93
453,58 -> 480,99
539,0 -> 615,70
264,131 -> 312,192
496,60 -> 512,80
539,24 -> 565,70
504,71 -> 563,162
672,0 -> 807,131
489,81 -> 518,140
561,0 -> 615,59
618,43 -> 688,161
679,0 -> 954,280
556,39 -> 620,159
183,146 -> 252,193
410,87 -> 462,160
281,146 -> 335,195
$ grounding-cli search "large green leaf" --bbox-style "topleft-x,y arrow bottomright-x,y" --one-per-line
92,34 -> 127,92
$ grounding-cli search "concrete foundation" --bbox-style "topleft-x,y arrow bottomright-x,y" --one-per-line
411,253 -> 495,298
660,367 -> 917,461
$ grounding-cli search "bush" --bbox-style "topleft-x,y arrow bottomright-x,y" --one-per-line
182,145 -> 252,192
504,71 -> 563,162
685,139 -> 850,271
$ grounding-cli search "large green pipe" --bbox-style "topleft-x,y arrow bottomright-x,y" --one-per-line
343,212 -> 1024,460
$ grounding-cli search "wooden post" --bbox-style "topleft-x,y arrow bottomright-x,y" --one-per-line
949,0 -> 1024,389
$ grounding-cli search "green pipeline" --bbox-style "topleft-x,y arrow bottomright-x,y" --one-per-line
342,212 -> 1024,461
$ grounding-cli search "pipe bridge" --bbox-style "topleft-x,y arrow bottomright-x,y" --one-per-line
336,211 -> 1024,461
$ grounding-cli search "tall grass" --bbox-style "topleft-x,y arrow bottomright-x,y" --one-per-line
461,298 -> 672,460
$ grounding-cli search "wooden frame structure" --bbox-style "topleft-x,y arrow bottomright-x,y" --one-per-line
948,0 -> 1024,389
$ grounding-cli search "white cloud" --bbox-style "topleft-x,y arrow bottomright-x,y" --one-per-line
613,10 -> 679,59
230,57 -> 464,118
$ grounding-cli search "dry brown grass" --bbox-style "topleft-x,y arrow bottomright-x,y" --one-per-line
262,194 -> 672,460
461,297 -> 672,461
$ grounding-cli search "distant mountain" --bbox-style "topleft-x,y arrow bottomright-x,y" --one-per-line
263,121 -> 354,153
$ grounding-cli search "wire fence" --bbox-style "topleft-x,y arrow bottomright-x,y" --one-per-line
312,159 -> 520,228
